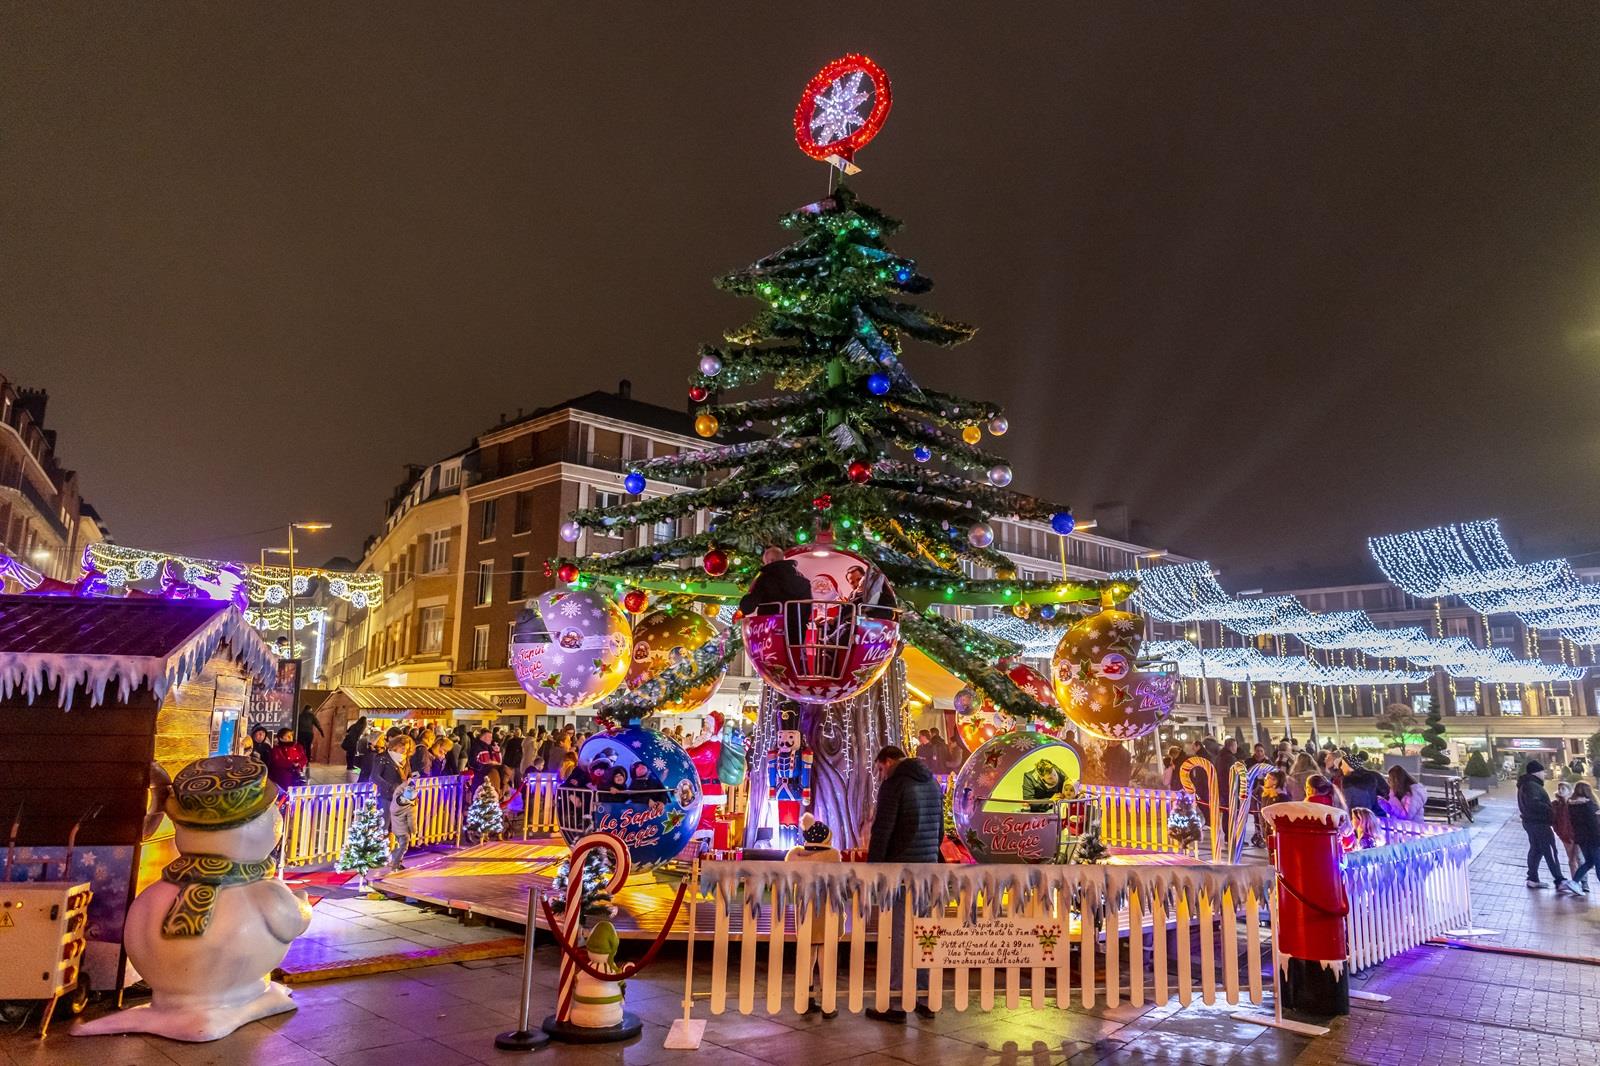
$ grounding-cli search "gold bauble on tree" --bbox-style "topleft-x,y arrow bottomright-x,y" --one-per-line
1049,608 -> 1177,740
961,424 -> 982,445
695,413 -> 720,438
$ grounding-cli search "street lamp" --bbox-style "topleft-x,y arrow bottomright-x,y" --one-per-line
286,523 -> 331,658
1186,626 -> 1214,739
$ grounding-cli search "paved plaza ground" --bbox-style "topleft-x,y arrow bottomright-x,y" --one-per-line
8,789 -> 1599,1066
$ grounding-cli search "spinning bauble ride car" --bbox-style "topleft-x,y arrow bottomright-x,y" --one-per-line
558,726 -> 704,870
1050,609 -> 1177,740
741,546 -> 899,704
509,589 -> 632,708
950,730 -> 1087,864
625,608 -> 727,713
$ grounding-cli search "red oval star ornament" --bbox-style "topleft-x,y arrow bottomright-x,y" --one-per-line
793,54 -> 892,173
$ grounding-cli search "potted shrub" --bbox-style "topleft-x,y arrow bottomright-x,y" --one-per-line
1463,751 -> 1494,791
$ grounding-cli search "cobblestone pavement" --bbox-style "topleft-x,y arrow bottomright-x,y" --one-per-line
10,794 -> 1597,1066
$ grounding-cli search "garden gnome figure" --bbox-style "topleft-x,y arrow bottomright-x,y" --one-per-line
75,756 -> 312,1042
568,920 -> 626,1029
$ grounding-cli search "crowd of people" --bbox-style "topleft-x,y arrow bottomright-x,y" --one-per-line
1161,735 -> 1431,848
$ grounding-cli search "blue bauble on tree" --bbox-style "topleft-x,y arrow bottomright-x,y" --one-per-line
1039,604 -> 1057,620
913,445 -> 932,464
624,472 -> 646,495
1050,512 -> 1076,536
866,373 -> 891,396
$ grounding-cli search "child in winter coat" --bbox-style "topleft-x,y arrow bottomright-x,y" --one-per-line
389,773 -> 419,871
785,814 -> 841,1019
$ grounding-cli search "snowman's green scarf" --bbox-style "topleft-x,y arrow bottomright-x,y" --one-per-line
160,854 -> 275,937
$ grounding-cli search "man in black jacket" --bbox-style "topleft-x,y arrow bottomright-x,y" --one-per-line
1519,761 -> 1576,891
866,746 -> 942,1023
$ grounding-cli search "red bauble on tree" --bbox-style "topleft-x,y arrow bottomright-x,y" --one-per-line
622,588 -> 649,614
689,386 -> 709,403
703,548 -> 730,577
846,461 -> 871,484
556,563 -> 580,585
813,493 -> 832,510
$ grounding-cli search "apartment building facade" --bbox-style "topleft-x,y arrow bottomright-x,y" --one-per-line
0,376 -> 104,582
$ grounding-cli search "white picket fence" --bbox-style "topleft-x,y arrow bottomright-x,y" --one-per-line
279,776 -> 469,869
1342,823 -> 1473,971
686,862 -> 1277,1020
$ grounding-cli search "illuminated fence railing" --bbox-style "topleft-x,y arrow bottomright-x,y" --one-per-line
281,782 -> 373,869
1342,824 -> 1473,972
687,862 -> 1277,1021
1082,784 -> 1182,853
523,773 -> 561,836
280,777 -> 470,869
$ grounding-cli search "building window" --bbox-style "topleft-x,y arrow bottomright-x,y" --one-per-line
1453,695 -> 1479,716
1413,694 -> 1434,716
653,517 -> 677,544
471,625 -> 491,670
427,529 -> 451,573
479,498 -> 498,541
418,605 -> 445,655
510,553 -> 530,602
514,491 -> 533,535
1499,698 -> 1524,716
593,490 -> 621,511
476,559 -> 494,606
441,464 -> 461,489
1549,695 -> 1573,717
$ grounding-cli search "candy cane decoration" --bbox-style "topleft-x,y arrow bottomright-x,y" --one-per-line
554,833 -> 631,1025
1178,756 -> 1222,861
1228,763 -> 1274,864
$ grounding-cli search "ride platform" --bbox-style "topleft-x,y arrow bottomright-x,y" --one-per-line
370,837 -> 1207,941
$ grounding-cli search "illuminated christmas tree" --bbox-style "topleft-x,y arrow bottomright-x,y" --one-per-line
334,799 -> 389,889
553,57 -> 1124,845
464,781 -> 505,841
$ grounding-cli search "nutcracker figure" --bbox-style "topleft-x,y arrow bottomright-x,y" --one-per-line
767,704 -> 812,848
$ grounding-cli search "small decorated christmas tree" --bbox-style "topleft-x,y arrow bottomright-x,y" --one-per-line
1420,704 -> 1451,769
465,780 -> 505,841
335,799 -> 389,889
1167,791 -> 1204,851
550,850 -> 618,921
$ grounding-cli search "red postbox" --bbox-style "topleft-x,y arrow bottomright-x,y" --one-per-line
1262,801 -> 1350,1018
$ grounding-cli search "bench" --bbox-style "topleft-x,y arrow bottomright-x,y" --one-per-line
1420,776 -> 1477,824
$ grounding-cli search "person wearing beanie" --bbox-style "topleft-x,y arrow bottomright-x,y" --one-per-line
1519,760 -> 1579,892
785,813 -> 841,1018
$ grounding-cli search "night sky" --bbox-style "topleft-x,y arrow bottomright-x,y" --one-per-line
5,5 -> 1599,582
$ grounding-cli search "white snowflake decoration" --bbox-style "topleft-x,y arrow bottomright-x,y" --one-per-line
105,566 -> 129,586
329,578 -> 349,597
652,756 -> 668,774
560,599 -> 584,618
810,71 -> 872,144
135,558 -> 159,579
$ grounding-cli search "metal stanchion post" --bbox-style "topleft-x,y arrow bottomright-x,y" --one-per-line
495,889 -> 551,1051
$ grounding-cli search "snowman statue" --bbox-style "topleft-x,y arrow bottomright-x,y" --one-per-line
568,920 -> 625,1029
76,755 -> 313,1042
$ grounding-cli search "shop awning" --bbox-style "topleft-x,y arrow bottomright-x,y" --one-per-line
901,646 -> 969,706
334,686 -> 499,713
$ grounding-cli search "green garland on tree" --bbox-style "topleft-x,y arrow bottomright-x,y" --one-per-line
550,184 -> 1126,728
